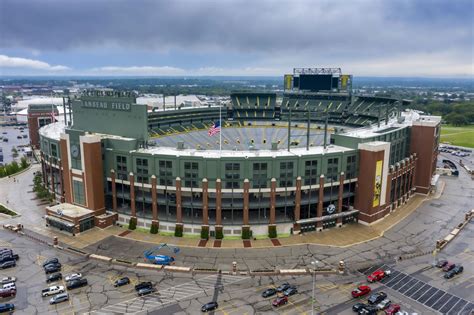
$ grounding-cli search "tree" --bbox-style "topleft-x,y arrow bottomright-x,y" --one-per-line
445,113 -> 468,126
20,157 -> 29,169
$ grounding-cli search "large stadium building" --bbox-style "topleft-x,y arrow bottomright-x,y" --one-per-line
37,68 -> 441,237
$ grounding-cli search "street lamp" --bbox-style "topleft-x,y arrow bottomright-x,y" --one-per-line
311,260 -> 319,315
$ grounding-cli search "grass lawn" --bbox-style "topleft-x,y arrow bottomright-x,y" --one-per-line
0,204 -> 17,216
440,125 -> 474,148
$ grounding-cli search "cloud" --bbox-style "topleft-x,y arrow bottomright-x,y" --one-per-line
0,54 -> 70,71
89,66 -> 185,76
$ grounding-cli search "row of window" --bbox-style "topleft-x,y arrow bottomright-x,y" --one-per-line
115,155 -> 358,188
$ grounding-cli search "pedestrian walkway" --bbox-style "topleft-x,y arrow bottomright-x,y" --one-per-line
92,274 -> 248,314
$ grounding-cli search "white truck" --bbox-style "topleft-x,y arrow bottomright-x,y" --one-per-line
42,285 -> 65,297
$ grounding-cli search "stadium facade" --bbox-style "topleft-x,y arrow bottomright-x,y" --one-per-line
37,69 -> 441,237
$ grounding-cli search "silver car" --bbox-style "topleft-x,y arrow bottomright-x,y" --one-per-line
50,292 -> 69,305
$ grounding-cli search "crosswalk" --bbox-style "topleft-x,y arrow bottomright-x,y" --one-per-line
91,274 -> 248,314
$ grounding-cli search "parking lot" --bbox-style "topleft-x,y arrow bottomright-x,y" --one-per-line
0,124 -> 30,164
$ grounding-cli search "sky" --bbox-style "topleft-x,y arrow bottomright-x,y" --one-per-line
0,0 -> 472,77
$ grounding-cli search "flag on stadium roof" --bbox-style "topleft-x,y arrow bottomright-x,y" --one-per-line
208,120 -> 221,136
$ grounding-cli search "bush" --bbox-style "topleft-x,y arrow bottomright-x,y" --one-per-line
268,225 -> 277,239
200,226 -> 209,240
242,228 -> 251,240
150,222 -> 159,234
128,217 -> 137,230
215,228 -> 223,240
20,157 -> 29,169
174,224 -> 183,237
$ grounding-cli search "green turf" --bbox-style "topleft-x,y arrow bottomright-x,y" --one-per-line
440,125 -> 474,148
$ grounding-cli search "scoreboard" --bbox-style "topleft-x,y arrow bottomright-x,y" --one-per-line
284,68 -> 352,93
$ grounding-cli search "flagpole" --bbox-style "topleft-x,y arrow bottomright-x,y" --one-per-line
219,105 -> 222,153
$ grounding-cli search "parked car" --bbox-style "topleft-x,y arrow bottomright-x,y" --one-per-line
138,287 -> 156,296
352,285 -> 371,298
0,289 -> 16,298
0,303 -> 15,313
368,292 -> 387,305
0,261 -> 15,270
114,277 -> 130,287
41,285 -> 65,297
367,270 -> 390,282
0,277 -> 15,285
359,304 -> 378,315
44,263 -> 61,274
1,283 -> 15,291
201,301 -> 218,312
452,265 -> 464,274
42,258 -> 59,267
135,282 -> 153,291
261,288 -> 277,298
436,260 -> 448,268
276,282 -> 291,292
66,278 -> 88,290
352,302 -> 367,312
283,286 -> 298,296
272,295 -> 288,307
443,262 -> 456,272
0,250 -> 12,256
385,303 -> 401,315
49,293 -> 69,305
64,273 -> 82,282
46,273 -> 62,283
376,298 -> 391,310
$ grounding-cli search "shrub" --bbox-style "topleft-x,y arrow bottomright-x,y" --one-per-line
150,222 -> 159,234
174,224 -> 183,237
242,228 -> 251,240
215,228 -> 223,240
200,226 -> 209,240
20,157 -> 29,169
268,225 -> 277,239
128,217 -> 137,230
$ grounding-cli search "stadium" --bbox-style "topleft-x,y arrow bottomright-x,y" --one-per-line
36,68 -> 441,238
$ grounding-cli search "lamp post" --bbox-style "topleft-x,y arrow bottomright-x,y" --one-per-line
311,260 -> 319,315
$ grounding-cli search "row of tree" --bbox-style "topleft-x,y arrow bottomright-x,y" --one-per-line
32,172 -> 54,201
0,157 -> 29,178
409,102 -> 474,126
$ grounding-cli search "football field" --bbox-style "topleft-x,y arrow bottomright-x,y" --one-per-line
440,125 -> 474,148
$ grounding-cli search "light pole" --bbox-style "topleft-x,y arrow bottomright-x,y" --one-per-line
311,260 -> 319,315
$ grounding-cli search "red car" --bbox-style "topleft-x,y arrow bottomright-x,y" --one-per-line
385,303 -> 401,315
351,285 -> 371,298
443,262 -> 455,272
367,269 -> 390,282
272,295 -> 288,307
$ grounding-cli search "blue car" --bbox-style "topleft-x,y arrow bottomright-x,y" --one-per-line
0,303 -> 15,313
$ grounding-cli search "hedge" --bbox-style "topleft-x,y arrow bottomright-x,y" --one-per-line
150,222 -> 159,234
128,217 -> 137,230
200,226 -> 209,240
174,224 -> 183,237
215,228 -> 223,240
268,225 -> 277,239
242,228 -> 251,240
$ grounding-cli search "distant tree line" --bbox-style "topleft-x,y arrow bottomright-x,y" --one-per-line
409,101 -> 474,126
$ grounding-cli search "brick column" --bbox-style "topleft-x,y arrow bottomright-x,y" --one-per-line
316,175 -> 324,231
393,167 -> 398,209
215,178 -> 222,236
111,170 -> 117,211
58,161 -> 65,202
385,167 -> 393,212
151,175 -> 158,228
404,160 -> 410,202
202,178 -> 209,225
293,176 -> 302,234
41,152 -> 47,186
176,177 -> 182,224
337,172 -> 344,227
269,178 -> 276,225
129,172 -> 136,219
242,179 -> 250,235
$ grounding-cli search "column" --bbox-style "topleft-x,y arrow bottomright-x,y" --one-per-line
111,170 -> 117,211
316,175 -> 324,231
49,157 -> 55,197
58,161 -> 65,202
202,178 -> 209,225
337,172 -> 344,227
242,179 -> 250,235
215,179 -> 223,237
41,152 -> 47,186
151,175 -> 158,231
393,166 -> 398,209
176,177 -> 182,224
293,176 -> 302,233
385,168 -> 393,212
129,172 -> 136,217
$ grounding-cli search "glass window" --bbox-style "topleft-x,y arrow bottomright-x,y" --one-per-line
116,155 -> 128,180
252,162 -> 267,188
136,157 -> 149,183
224,163 -> 240,189
304,160 -> 318,185
72,180 -> 85,206
279,162 -> 294,187
184,162 -> 199,188
159,160 -> 173,186
327,158 -> 339,181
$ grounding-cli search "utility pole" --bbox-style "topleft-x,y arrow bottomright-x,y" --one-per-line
323,116 -> 328,149
306,108 -> 310,151
288,108 -> 291,152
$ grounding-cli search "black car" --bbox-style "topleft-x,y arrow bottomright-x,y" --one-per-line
42,258 -> 59,267
352,302 -> 366,312
46,273 -> 63,283
444,270 -> 456,279
436,260 -> 448,268
44,263 -> 61,274
66,278 -> 88,290
135,282 -> 153,291
138,287 -> 156,296
114,277 -> 130,287
453,265 -> 464,274
201,301 -> 218,312
276,282 -> 291,292
0,255 -> 18,264
262,288 -> 277,298
0,303 -> 15,313
283,286 -> 298,296
367,292 -> 387,305
0,261 -> 15,269
359,305 -> 378,315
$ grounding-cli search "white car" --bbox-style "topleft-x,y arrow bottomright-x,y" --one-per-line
0,277 -> 16,285
42,285 -> 65,297
377,298 -> 391,310
65,273 -> 82,282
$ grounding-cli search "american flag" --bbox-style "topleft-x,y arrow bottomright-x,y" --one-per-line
208,120 -> 221,136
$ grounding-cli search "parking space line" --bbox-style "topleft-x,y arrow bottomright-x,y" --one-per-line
398,278 -> 418,294
440,296 -> 460,314
384,273 -> 405,287
436,295 -> 456,312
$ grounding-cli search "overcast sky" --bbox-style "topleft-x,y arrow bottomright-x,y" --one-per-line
0,0 -> 472,77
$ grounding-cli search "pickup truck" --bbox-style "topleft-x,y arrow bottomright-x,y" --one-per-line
367,269 -> 391,283
42,286 -> 65,297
